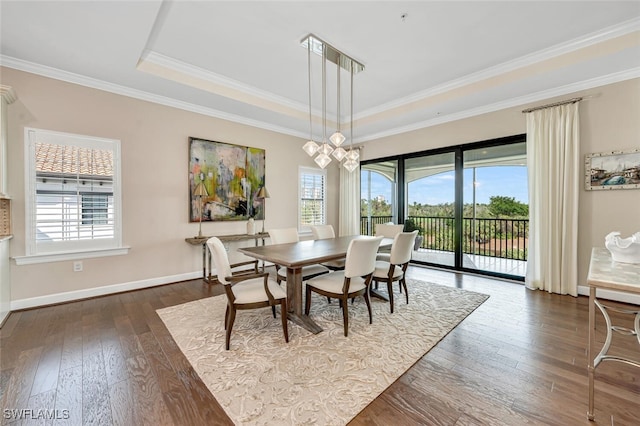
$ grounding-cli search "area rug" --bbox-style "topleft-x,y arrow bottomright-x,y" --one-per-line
156,279 -> 488,425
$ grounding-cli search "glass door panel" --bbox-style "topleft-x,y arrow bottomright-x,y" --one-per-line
405,152 -> 456,268
463,142 -> 528,277
361,160 -> 398,235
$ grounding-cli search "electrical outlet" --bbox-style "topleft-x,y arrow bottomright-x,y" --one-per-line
73,261 -> 83,272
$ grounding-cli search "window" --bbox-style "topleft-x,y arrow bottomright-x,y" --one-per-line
21,128 -> 124,262
299,166 -> 326,232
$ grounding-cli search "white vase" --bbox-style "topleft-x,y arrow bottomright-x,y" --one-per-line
246,218 -> 256,235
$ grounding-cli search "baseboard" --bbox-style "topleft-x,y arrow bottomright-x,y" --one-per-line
577,285 -> 640,305
10,271 -> 202,311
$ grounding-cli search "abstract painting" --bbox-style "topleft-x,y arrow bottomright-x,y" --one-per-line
189,137 -> 265,222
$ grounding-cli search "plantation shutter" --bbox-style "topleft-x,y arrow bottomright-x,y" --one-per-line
299,167 -> 326,230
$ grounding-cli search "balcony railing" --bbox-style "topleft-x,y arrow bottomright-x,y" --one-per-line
360,215 -> 528,261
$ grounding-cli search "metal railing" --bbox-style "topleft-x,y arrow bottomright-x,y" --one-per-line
360,215 -> 528,261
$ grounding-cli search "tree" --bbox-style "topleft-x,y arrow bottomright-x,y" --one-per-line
487,196 -> 528,218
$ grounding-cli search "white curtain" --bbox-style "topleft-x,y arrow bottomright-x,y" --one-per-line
525,102 -> 580,296
338,165 -> 360,236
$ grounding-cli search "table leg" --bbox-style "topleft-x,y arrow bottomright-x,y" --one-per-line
587,286 -> 596,421
202,243 -> 207,283
286,267 -> 322,334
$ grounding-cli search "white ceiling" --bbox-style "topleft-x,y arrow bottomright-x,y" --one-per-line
2,1 -> 640,144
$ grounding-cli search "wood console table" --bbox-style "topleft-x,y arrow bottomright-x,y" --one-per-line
586,247 -> 639,421
185,232 -> 268,283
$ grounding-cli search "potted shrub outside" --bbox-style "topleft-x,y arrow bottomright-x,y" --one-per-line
403,218 -> 423,251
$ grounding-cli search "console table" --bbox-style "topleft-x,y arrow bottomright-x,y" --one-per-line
185,232 -> 268,283
586,247 -> 639,421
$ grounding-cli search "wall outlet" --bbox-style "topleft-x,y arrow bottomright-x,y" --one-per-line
73,261 -> 83,272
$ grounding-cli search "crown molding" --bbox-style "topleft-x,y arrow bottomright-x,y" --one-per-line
355,17 -> 640,121
0,55 -> 307,139
357,67 -> 640,143
138,50 -> 310,114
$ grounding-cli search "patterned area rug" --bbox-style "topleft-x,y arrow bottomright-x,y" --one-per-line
157,279 -> 489,425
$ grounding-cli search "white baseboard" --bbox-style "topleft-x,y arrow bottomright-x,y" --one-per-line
577,285 -> 640,305
10,271 -> 202,311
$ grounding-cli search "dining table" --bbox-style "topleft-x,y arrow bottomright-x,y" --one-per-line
237,235 -> 393,334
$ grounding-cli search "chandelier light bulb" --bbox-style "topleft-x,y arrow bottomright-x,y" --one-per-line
314,153 -> 332,169
302,140 -> 319,156
318,142 -> 334,156
332,147 -> 347,161
329,131 -> 346,147
343,159 -> 358,172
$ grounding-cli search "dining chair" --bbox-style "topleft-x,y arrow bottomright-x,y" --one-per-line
268,227 -> 330,284
310,224 -> 346,271
375,223 -> 405,261
206,237 -> 289,350
305,236 -> 383,336
371,230 -> 418,313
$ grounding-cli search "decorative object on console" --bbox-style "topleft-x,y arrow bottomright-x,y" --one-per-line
605,231 -> 640,264
256,185 -> 270,233
193,181 -> 208,237
301,34 -> 363,172
246,217 -> 256,235
189,137 -> 266,222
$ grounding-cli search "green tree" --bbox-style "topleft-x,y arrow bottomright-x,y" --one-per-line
487,196 -> 528,218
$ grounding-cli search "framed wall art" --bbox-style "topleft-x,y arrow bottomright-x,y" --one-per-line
189,137 -> 266,222
584,148 -> 640,191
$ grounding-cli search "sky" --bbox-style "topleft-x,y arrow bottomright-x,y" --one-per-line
363,166 -> 529,205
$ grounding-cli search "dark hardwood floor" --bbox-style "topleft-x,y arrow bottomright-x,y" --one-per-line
1,266 -> 638,425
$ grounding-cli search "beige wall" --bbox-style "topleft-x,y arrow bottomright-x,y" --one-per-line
2,67 -> 339,305
3,66 -> 638,307
362,78 -> 640,294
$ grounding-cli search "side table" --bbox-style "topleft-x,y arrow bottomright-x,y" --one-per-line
586,247 -> 639,421
185,232 -> 268,283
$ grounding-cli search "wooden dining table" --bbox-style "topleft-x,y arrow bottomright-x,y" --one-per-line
238,235 -> 393,334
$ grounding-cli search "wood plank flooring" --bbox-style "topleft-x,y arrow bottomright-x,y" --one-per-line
0,266 -> 638,425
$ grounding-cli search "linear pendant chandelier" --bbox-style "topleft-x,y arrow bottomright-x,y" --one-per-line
301,34 -> 364,172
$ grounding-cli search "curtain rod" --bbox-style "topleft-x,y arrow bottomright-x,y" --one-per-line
521,97 -> 583,113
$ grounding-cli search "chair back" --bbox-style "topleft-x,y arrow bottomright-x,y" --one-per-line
344,236 -> 384,278
390,230 -> 418,265
269,228 -> 300,244
206,237 -> 232,285
311,224 -> 336,240
375,223 -> 404,239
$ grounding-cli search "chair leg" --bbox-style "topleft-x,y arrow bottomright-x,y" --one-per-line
364,290 -> 373,324
225,307 -> 237,350
342,298 -> 349,337
327,297 -> 331,304
305,285 -> 312,315
401,278 -> 409,304
272,305 -> 276,318
224,304 -> 230,330
280,300 -> 289,343
387,280 -> 395,313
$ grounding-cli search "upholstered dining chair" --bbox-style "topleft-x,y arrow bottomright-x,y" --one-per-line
206,237 -> 289,350
372,230 -> 418,313
305,236 -> 383,336
374,223 -> 405,261
310,224 -> 346,271
268,228 -> 330,284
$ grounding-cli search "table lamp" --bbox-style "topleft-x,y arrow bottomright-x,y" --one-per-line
193,182 -> 208,237
256,185 -> 270,233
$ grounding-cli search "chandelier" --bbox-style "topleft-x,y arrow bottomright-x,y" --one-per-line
301,34 -> 364,172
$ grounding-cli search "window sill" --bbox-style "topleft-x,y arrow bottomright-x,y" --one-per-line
13,246 -> 130,265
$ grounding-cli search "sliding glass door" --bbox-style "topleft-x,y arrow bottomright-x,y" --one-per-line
360,135 -> 527,280
405,152 -> 456,268
361,160 -> 398,235
463,143 -> 528,276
